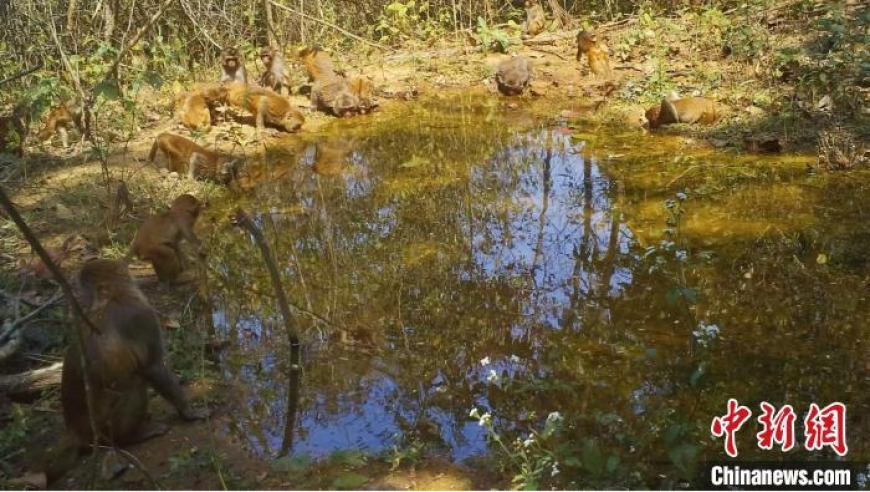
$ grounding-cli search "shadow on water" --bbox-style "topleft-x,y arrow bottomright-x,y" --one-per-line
208,93 -> 869,484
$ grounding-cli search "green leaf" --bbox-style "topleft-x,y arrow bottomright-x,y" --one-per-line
582,440 -> 603,477
93,80 -> 121,100
667,443 -> 698,478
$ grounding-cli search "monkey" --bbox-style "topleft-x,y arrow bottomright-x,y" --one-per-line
37,100 -> 84,148
521,0 -> 546,38
48,259 -> 206,480
127,194 -> 204,283
298,45 -> 339,83
148,132 -> 239,183
576,30 -> 613,80
259,46 -> 289,95
174,92 -> 211,131
645,96 -> 723,130
219,46 -> 248,85
226,82 -> 305,132
0,103 -> 29,156
496,56 -> 533,96
346,77 -> 378,114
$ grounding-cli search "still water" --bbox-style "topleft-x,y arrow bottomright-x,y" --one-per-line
207,92 -> 869,485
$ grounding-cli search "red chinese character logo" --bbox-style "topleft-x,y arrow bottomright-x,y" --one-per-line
756,402 -> 796,452
711,398 -> 752,457
804,402 -> 848,456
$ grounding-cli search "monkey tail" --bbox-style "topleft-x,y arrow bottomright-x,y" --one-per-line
148,138 -> 159,163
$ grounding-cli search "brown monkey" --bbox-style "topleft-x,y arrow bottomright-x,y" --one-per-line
174,92 -> 211,131
522,0 -> 546,38
0,103 -> 28,156
645,96 -> 723,130
576,30 -> 613,79
347,77 -> 377,114
62,259 -> 205,445
496,56 -> 533,96
148,132 -> 239,183
127,194 -> 204,283
226,82 -> 305,132
298,45 -> 339,82
259,46 -> 289,95
220,47 -> 248,85
37,100 -> 83,148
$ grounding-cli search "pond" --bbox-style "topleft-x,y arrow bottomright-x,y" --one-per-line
206,91 -> 870,487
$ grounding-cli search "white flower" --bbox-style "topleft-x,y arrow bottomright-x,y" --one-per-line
487,369 -> 500,383
551,462 -> 560,477
478,412 -> 492,426
510,354 -> 521,363
480,356 -> 491,366
469,407 -> 480,419
546,411 -> 563,423
523,435 -> 535,448
676,192 -> 687,201
675,250 -> 688,261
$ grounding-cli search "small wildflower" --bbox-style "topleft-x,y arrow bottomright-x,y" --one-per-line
480,356 -> 491,366
469,407 -> 480,419
479,412 -> 492,426
509,354 -> 521,363
551,462 -> 560,477
546,411 -> 563,423
675,250 -> 688,261
487,369 -> 500,383
676,192 -> 687,201
664,199 -> 677,210
523,435 -> 535,448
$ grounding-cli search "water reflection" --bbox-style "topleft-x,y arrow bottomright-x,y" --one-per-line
209,96 -> 869,481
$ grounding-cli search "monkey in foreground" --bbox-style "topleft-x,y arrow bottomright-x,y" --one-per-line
225,82 -> 305,132
259,46 -> 289,95
49,259 -> 205,479
645,96 -> 723,130
148,132 -> 238,183
496,56 -> 533,96
0,103 -> 29,156
37,100 -> 83,148
576,30 -> 613,79
127,194 -> 204,283
522,0 -> 546,38
219,46 -> 248,85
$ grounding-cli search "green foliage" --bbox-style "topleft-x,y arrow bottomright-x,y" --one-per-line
374,1 -> 448,44
473,17 -> 512,54
795,4 -> 869,115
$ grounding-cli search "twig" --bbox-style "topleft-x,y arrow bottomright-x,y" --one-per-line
666,165 -> 700,187
106,0 -> 177,79
0,62 -> 43,87
267,0 -> 394,52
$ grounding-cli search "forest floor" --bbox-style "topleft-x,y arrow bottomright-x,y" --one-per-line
1,5 -> 867,489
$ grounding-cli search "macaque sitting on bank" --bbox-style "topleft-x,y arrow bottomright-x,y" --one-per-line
496,56 -> 533,96
47,259 -> 206,481
127,194 -> 205,283
259,46 -> 290,95
522,0 -> 546,38
576,30 -> 613,80
220,46 -> 248,85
